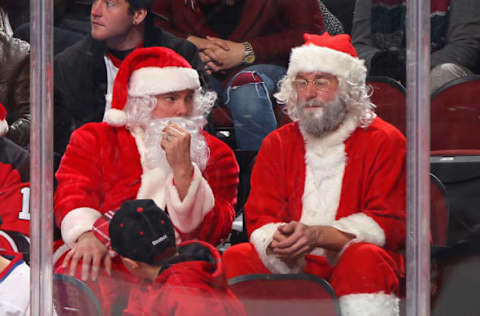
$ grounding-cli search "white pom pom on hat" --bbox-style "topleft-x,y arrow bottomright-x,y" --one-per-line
105,46 -> 201,127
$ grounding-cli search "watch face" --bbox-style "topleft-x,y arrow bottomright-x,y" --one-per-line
244,54 -> 255,64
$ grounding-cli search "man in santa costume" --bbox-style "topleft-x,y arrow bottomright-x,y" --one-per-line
223,33 -> 406,316
54,46 -> 239,312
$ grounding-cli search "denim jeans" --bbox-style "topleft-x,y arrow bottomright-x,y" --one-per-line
210,64 -> 286,150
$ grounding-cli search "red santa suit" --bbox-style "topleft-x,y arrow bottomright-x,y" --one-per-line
54,122 -> 238,248
123,240 -> 245,316
223,113 -> 406,315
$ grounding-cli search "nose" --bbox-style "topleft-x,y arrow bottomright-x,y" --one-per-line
304,83 -> 318,100
91,1 -> 102,17
174,99 -> 189,117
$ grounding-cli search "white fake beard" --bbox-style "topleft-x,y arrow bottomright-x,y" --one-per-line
143,116 -> 209,171
297,95 -> 346,137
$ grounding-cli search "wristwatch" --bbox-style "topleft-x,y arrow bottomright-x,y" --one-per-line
242,42 -> 256,64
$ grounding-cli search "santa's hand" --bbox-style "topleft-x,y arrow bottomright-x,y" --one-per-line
62,231 -> 111,282
270,221 -> 317,260
161,122 -> 194,200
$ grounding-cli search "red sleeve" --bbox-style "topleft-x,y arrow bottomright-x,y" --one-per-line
355,123 -> 407,250
250,0 -> 325,62
244,127 -> 301,236
178,133 -> 239,246
151,0 -> 189,38
54,124 -> 105,227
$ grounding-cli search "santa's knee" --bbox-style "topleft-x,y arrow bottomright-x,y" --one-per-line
222,242 -> 269,280
330,242 -> 400,296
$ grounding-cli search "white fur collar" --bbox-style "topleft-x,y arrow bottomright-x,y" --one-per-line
299,113 -> 359,256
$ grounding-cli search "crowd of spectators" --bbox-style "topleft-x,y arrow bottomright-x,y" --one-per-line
0,0 -> 480,315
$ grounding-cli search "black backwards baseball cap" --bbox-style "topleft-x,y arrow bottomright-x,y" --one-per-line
109,199 -> 177,266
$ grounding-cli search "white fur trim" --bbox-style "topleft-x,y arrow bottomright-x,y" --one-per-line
0,119 -> 8,137
332,212 -> 386,247
339,292 -> 399,316
129,67 -> 200,97
250,223 -> 305,274
166,163 -> 214,233
61,207 -> 102,247
288,44 -> 367,85
298,113 -> 358,259
104,108 -> 127,126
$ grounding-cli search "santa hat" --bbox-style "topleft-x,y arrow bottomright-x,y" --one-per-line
105,47 -> 201,126
287,33 -> 366,85
0,103 -> 8,137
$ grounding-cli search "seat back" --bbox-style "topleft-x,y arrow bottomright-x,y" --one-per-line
431,75 -> 480,151
431,173 -> 449,246
367,76 -> 406,135
0,230 -> 30,265
53,273 -> 102,316
228,273 -> 341,316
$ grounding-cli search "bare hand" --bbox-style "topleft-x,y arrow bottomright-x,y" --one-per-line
62,231 -> 111,281
202,37 -> 245,73
161,122 -> 194,200
187,35 -> 230,51
270,221 -> 318,260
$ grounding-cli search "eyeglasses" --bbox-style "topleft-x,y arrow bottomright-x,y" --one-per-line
292,77 -> 335,91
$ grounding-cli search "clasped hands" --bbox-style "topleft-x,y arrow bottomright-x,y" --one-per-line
187,35 -> 245,74
267,221 -> 355,267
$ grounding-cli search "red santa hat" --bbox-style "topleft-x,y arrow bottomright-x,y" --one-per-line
287,33 -> 367,85
105,47 -> 201,126
0,103 -> 8,137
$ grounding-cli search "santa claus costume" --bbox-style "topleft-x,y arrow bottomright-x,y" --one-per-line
223,33 -> 406,316
53,47 -> 239,314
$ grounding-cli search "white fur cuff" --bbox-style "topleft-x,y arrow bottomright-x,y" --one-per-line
339,292 -> 399,316
61,207 -> 102,247
250,223 -> 305,274
332,213 -> 385,247
166,163 -> 214,233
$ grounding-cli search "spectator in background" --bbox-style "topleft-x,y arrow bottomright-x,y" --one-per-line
98,199 -> 245,316
0,32 -> 30,148
352,0 -> 480,92
0,102 -> 30,237
54,0 -> 205,157
54,47 -> 238,315
223,33 -> 406,316
153,0 -> 324,150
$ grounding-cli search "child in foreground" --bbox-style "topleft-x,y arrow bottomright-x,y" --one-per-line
105,199 -> 245,316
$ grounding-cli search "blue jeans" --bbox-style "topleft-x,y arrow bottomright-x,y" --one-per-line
210,64 -> 286,150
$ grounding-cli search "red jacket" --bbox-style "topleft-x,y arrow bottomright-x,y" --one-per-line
123,240 -> 246,316
54,123 -> 239,247
153,0 -> 325,81
245,116 -> 406,273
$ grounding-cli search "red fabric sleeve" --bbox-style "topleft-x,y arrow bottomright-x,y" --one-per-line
54,124 -> 106,227
344,120 -> 407,251
249,0 -> 325,62
178,132 -> 239,246
244,125 -> 304,236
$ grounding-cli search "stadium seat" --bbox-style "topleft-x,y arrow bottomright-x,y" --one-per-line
53,273 -> 102,316
228,273 -> 341,316
431,75 -> 480,151
431,173 -> 449,246
367,76 -> 406,135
